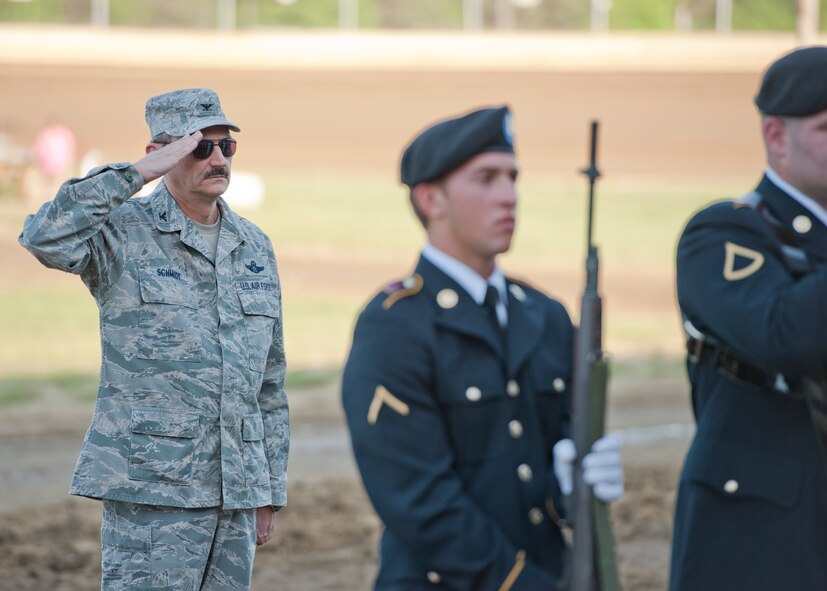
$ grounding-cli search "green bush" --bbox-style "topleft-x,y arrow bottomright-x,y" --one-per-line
0,0 -> 824,31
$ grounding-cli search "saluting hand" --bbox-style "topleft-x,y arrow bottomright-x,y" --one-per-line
133,131 -> 203,184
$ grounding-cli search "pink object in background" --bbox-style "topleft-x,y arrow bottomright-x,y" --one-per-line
34,122 -> 76,177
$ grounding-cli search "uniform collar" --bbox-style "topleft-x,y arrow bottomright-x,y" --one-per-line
757,173 -> 827,259
149,181 -> 241,229
415,255 -> 545,374
149,181 -> 186,232
765,167 -> 827,230
421,244 -> 507,307
148,181 -> 249,263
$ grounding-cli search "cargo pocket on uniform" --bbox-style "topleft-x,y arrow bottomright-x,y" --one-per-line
137,267 -> 204,362
101,519 -> 151,590
128,409 -> 200,485
242,414 -> 269,486
151,568 -> 197,591
237,287 -> 278,373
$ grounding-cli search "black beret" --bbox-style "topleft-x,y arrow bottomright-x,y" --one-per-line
400,106 -> 514,188
755,46 -> 827,117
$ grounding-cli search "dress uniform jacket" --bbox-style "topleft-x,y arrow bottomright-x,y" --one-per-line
670,174 -> 827,590
342,256 -> 573,590
19,163 -> 289,510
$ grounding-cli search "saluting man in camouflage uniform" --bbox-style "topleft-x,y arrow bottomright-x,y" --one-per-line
342,106 -> 624,590
19,88 -> 288,590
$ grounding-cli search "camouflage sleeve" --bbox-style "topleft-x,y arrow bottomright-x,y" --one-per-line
18,163 -> 144,301
258,250 -> 289,508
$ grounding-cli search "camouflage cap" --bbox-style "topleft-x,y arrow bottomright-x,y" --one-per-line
145,88 -> 240,139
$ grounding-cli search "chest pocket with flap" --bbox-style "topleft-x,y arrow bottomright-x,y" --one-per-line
136,267 -> 204,362
237,284 -> 279,372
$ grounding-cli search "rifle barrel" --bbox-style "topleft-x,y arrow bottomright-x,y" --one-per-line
569,120 -> 603,591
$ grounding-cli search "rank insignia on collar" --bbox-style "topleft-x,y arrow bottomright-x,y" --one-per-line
723,241 -> 765,281
159,211 -> 167,222
245,260 -> 264,274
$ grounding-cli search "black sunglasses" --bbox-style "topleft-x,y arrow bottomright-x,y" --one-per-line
192,138 -> 237,160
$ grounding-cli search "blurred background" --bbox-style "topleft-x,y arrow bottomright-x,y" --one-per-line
0,1 -> 822,589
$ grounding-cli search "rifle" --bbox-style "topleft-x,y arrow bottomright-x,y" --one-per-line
565,121 -> 621,591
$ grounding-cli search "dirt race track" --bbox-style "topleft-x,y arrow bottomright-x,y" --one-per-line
1,63 -> 768,181
0,372 -> 691,591
1,28 -> 800,180
0,28 -> 802,590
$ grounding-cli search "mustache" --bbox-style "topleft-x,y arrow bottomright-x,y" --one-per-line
205,167 -> 229,179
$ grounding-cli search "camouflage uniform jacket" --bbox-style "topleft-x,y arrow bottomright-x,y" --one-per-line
19,162 -> 289,510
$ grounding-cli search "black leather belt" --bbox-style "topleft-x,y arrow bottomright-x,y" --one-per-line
686,336 -> 777,389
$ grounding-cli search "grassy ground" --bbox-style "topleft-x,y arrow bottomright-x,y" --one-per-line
0,171 -> 747,383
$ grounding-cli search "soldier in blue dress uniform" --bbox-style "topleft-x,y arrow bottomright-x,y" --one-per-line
341,106 -> 624,590
670,47 -> 827,590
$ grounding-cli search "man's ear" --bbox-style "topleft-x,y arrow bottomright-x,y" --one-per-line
145,143 -> 161,155
412,182 -> 445,221
762,116 -> 787,159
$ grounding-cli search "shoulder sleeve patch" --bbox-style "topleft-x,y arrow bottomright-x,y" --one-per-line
723,241 -> 765,281
367,385 -> 410,425
382,273 -> 424,310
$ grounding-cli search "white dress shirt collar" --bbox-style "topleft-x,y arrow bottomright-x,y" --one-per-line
421,244 -> 508,326
765,167 -> 827,230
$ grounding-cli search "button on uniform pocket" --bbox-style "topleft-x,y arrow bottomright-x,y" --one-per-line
441,381 -> 510,465
526,350 -> 570,443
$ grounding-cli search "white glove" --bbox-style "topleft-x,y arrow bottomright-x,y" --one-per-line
553,435 -> 624,503
583,435 -> 624,502
552,438 -> 576,496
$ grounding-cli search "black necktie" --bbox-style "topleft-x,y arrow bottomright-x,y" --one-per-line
483,284 -> 499,318
483,284 -> 506,349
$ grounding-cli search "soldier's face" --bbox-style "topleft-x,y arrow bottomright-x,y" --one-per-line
432,151 -> 519,269
166,125 -> 233,201
771,111 -> 827,202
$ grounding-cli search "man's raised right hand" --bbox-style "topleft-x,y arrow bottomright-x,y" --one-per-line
133,131 -> 203,184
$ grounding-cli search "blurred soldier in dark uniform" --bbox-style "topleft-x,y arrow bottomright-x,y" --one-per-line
341,106 -> 624,590
670,47 -> 827,590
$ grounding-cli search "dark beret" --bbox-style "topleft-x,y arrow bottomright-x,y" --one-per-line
400,106 -> 514,188
755,46 -> 827,117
